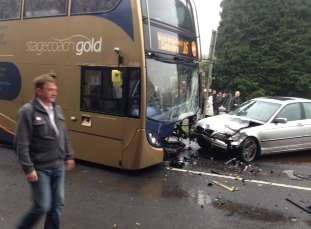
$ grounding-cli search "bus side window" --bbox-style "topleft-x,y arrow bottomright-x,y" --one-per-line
24,0 -> 67,18
81,67 -> 125,116
0,0 -> 21,20
81,69 -> 102,112
71,0 -> 121,14
80,67 -> 141,118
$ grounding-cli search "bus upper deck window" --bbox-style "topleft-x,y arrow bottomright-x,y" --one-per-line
24,0 -> 67,18
0,0 -> 21,20
142,0 -> 195,32
71,0 -> 121,14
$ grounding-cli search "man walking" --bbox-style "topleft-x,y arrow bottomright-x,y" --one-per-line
15,74 -> 75,229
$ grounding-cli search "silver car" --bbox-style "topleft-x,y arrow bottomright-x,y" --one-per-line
194,97 -> 311,162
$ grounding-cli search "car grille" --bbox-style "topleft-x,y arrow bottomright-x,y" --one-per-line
195,126 -> 214,136
204,129 -> 214,136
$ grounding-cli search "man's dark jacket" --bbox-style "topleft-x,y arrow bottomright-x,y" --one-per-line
14,99 -> 74,174
232,96 -> 241,110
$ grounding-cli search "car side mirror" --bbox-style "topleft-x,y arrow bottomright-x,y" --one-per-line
273,118 -> 287,124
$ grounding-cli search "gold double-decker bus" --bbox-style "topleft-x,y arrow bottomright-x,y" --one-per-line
0,0 -> 200,169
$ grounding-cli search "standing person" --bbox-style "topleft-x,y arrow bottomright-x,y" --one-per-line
212,90 -> 217,115
222,90 -> 232,113
204,90 -> 214,117
214,91 -> 223,115
15,74 -> 75,229
231,90 -> 241,110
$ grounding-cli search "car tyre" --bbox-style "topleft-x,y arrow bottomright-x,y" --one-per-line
239,137 -> 258,162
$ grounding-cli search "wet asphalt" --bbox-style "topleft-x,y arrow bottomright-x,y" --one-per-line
0,143 -> 311,229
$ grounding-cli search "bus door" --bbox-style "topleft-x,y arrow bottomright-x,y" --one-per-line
67,66 -> 141,168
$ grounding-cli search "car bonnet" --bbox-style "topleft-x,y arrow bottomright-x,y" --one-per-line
197,114 -> 251,134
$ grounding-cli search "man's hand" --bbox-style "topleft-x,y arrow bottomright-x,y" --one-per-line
26,170 -> 38,182
65,159 -> 76,171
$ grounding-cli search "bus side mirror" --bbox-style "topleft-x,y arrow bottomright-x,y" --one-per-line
114,47 -> 124,66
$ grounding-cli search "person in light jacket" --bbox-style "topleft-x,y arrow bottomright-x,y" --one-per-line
204,90 -> 214,117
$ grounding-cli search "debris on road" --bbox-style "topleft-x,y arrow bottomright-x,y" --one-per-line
285,198 -> 311,215
294,172 -> 311,181
210,169 -> 221,175
183,156 -> 191,162
290,217 -> 297,222
212,180 -> 239,192
283,170 -> 302,180
163,140 -> 186,157
224,158 -> 263,175
190,152 -> 199,159
169,159 -> 185,168
225,157 -> 237,165
245,165 -> 263,174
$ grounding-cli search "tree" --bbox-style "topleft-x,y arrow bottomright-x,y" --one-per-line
214,0 -> 311,100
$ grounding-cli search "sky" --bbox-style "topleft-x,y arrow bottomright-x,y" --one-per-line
194,0 -> 222,56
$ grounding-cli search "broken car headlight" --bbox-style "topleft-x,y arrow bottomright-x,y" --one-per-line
228,132 -> 246,141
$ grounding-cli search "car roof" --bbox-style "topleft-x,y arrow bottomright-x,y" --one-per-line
253,96 -> 311,104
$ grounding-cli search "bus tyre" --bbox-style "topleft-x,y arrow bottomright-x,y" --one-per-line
197,137 -> 212,152
239,137 -> 258,162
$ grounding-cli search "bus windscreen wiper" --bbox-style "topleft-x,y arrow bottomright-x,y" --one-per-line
146,51 -> 197,65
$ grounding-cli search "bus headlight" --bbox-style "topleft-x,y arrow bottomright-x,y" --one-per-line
147,132 -> 162,147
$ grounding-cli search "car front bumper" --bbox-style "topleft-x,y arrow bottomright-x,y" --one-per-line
194,130 -> 244,151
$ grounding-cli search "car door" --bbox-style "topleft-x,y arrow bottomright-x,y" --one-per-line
259,103 -> 304,154
301,102 -> 311,149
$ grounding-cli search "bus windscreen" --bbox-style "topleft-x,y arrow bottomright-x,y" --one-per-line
146,58 -> 199,123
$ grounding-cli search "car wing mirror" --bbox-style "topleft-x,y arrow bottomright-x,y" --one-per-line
273,117 -> 287,124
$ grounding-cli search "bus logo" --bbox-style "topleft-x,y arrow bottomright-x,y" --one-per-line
25,35 -> 103,56
76,37 -> 102,56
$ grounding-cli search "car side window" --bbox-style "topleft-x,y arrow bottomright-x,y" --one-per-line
302,102 -> 311,119
276,103 -> 301,121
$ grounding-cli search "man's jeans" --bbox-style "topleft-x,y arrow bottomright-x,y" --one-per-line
17,168 -> 65,229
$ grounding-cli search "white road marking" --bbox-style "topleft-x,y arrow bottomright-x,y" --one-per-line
167,167 -> 311,192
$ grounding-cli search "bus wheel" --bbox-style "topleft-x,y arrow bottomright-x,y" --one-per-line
239,137 -> 258,162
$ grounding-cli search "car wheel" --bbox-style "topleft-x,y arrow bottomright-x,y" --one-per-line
197,137 -> 211,151
240,137 -> 258,162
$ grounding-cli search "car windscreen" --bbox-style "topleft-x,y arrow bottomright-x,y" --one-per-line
230,100 -> 281,123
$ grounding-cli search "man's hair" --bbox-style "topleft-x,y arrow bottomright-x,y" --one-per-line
33,73 -> 57,89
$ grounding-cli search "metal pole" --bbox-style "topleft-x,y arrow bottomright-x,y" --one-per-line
145,0 -> 152,49
207,30 -> 217,90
